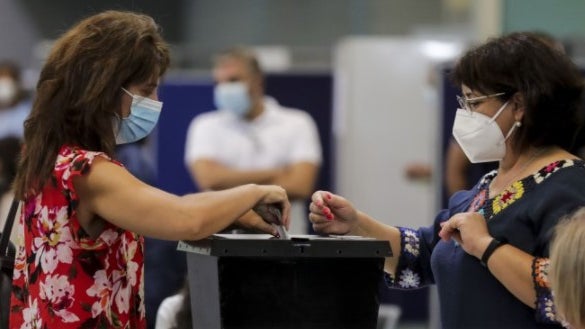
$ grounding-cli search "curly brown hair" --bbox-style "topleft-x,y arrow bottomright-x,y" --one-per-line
14,11 -> 170,198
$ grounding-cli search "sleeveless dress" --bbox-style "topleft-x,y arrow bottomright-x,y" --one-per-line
9,145 -> 146,329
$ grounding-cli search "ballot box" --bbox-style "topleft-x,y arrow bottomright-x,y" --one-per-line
178,234 -> 392,329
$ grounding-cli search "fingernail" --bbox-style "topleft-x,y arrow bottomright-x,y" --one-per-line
326,214 -> 333,220
316,201 -> 323,208
326,193 -> 332,200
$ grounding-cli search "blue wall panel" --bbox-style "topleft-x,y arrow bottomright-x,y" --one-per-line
157,81 -> 214,195
156,74 -> 333,196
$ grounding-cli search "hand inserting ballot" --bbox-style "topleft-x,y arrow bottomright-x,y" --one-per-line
253,204 -> 290,239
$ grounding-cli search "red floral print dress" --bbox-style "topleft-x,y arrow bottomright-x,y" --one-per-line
9,146 -> 145,329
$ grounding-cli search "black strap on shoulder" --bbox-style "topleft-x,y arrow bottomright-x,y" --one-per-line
0,199 -> 19,257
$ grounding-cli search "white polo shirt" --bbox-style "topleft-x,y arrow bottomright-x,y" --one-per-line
184,97 -> 322,234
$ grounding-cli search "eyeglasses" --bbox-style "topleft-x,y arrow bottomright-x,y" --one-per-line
457,92 -> 506,113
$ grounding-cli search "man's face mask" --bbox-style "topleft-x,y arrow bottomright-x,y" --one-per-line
113,88 -> 163,144
214,81 -> 250,118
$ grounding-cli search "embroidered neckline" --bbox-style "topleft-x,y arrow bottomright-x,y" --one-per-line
469,159 -> 584,218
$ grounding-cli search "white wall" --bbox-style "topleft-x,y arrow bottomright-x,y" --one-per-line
333,37 -> 462,229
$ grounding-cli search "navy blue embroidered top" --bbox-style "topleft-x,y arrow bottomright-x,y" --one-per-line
385,159 -> 585,329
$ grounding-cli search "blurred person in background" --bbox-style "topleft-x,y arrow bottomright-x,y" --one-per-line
154,278 -> 191,329
185,47 -> 322,235
0,136 -> 21,242
0,61 -> 32,139
115,137 -> 156,185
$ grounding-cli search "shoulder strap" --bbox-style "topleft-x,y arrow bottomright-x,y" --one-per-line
0,199 -> 19,257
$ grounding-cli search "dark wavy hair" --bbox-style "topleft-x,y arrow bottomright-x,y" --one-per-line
452,32 -> 585,153
14,11 -> 170,198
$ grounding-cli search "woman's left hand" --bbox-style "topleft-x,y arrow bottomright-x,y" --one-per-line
438,212 -> 493,259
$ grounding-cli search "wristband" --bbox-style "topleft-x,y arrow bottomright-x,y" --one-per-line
480,238 -> 506,267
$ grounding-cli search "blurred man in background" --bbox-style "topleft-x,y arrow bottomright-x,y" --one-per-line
185,47 -> 322,235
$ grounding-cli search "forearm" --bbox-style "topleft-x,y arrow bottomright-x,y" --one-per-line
485,244 -> 536,308
215,169 -> 280,189
191,162 -> 280,190
86,170 -> 273,242
270,163 -> 318,199
350,211 -> 402,274
270,177 -> 312,199
177,184 -> 267,240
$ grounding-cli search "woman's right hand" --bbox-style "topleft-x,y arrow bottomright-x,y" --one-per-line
309,191 -> 358,235
255,184 -> 291,229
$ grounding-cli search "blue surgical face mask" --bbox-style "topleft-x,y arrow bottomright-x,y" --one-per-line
214,82 -> 250,118
114,88 -> 163,144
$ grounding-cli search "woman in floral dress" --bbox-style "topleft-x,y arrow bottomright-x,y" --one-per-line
309,32 -> 585,329
8,11 -> 290,329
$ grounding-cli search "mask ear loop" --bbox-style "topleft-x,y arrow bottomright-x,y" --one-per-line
121,87 -> 134,97
487,100 -> 510,123
503,120 -> 522,143
120,87 -> 139,118
489,100 -> 518,147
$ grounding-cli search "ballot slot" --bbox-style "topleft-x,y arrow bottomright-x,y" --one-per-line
180,234 -> 390,258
